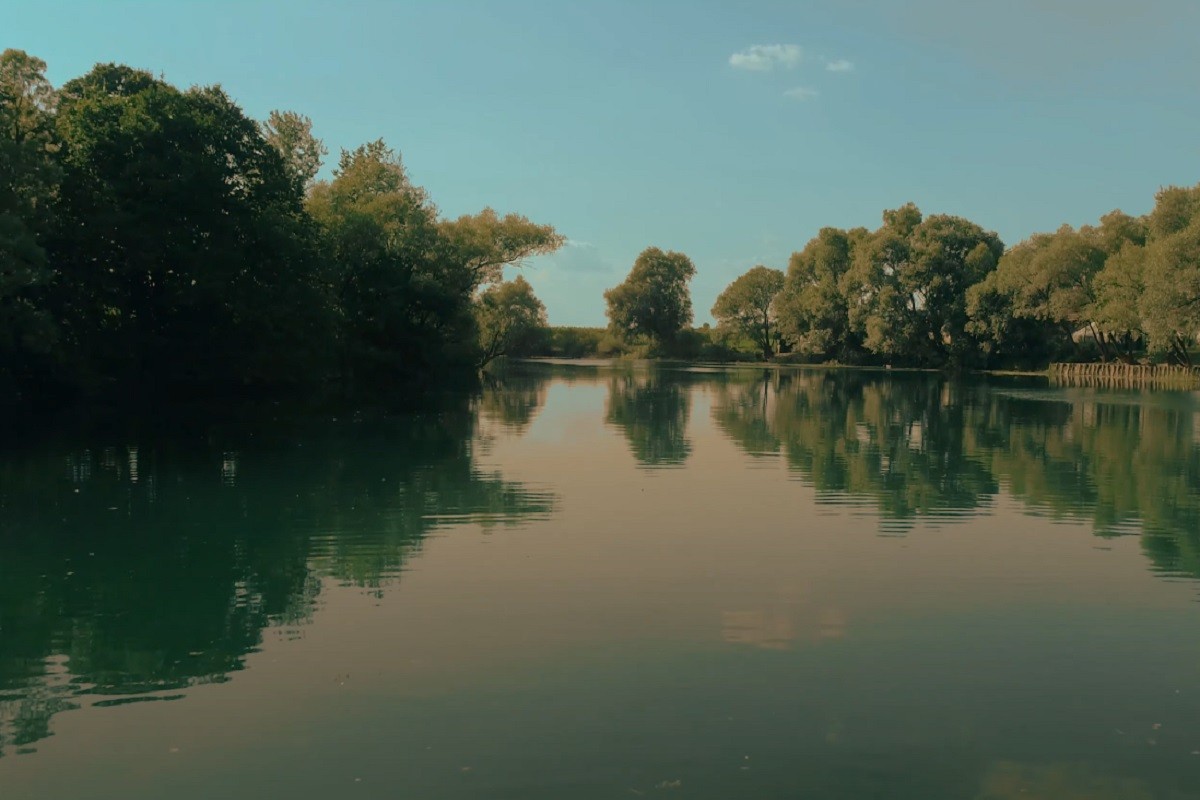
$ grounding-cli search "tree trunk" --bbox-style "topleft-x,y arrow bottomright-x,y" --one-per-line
1172,333 -> 1193,368
1089,323 -> 1110,362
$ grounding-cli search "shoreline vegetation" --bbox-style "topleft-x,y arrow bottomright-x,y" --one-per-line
519,354 -> 1200,388
4,48 -> 1200,412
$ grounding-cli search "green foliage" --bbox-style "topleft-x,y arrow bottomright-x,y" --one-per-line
308,141 -> 564,388
475,275 -> 548,367
5,48 -> 1200,398
0,53 -> 566,402
777,227 -> 865,360
307,140 -> 461,387
604,247 -> 696,345
261,110 -> 327,189
973,211 -> 1148,362
1092,243 -> 1145,348
0,49 -> 60,382
48,63 -> 328,389
541,326 -> 608,358
990,228 -> 1104,338
843,206 -> 1004,365
711,265 -> 785,360
439,208 -> 565,288
1139,185 -> 1200,366
965,271 -> 1063,368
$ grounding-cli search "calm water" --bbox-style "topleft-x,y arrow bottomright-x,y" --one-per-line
3,362 -> 1200,799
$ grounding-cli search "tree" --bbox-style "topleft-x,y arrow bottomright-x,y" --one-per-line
842,205 -> 1003,365
308,140 -> 563,387
776,227 -> 865,360
0,49 -> 60,379
475,275 -> 547,367
49,63 -> 327,389
261,110 -> 326,189
307,140 -> 457,386
965,270 -> 1059,367
1140,184 -> 1200,366
439,208 -> 564,287
1092,242 -> 1146,359
711,265 -> 785,360
604,247 -> 696,345
968,209 -> 1149,364
986,226 -> 1112,358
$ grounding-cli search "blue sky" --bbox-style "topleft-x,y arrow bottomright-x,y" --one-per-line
9,0 -> 1200,325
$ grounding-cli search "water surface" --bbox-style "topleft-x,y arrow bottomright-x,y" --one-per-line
3,363 -> 1200,799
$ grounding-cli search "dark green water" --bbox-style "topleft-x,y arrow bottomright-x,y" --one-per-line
3,362 -> 1200,799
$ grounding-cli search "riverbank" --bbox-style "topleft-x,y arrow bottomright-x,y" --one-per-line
518,356 -> 1200,388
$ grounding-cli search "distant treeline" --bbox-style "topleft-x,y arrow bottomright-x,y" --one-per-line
577,189 -> 1200,369
1,50 -> 562,403
520,325 -> 739,361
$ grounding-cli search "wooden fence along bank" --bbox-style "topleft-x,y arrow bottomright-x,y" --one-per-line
1049,362 -> 1200,389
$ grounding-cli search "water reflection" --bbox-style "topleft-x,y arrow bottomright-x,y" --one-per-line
709,370 -> 1200,573
4,361 -> 1200,792
478,366 -> 549,434
605,369 -> 694,468
0,402 -> 554,755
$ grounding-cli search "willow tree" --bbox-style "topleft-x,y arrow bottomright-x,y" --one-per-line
712,266 -> 785,360
1140,184 -> 1200,366
973,212 -> 1147,362
776,226 -> 865,360
843,204 -> 1003,365
475,275 -> 547,367
605,247 -> 696,346
309,141 -> 563,387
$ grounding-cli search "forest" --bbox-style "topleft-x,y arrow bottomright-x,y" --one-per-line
590,190 -> 1200,369
0,50 -> 561,404
4,48 -> 1200,406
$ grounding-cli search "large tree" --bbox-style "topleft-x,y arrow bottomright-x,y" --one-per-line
604,247 -> 696,345
843,204 -> 1003,365
48,63 -> 327,389
0,49 -> 60,379
973,211 -> 1149,362
711,265 -> 785,360
1139,184 -> 1200,366
776,227 -> 865,360
308,140 -> 563,387
307,140 -> 461,386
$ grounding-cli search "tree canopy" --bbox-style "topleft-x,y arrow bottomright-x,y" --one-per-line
475,275 -> 548,367
1140,185 -> 1200,366
0,52 -> 561,401
0,49 -> 59,379
261,109 -> 327,189
605,247 -> 696,346
711,265 -> 785,360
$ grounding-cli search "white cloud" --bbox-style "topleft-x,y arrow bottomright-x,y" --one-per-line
783,87 -> 819,100
729,44 -> 803,71
825,59 -> 855,72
